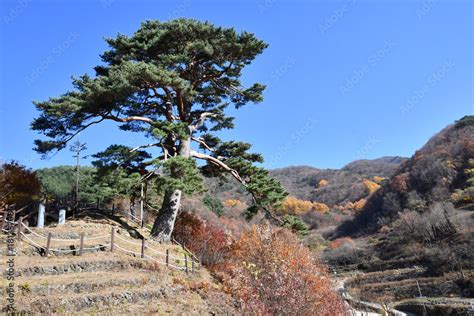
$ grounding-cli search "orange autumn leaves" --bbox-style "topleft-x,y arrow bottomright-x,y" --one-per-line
280,196 -> 330,215
173,212 -> 347,314
279,177 -> 382,216
363,179 -> 381,194
224,226 -> 346,315
328,237 -> 355,250
223,198 -> 246,209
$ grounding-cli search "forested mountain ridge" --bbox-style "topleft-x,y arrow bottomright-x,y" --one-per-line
269,156 -> 407,207
337,115 -> 474,236
342,156 -> 408,177
319,117 -> 473,312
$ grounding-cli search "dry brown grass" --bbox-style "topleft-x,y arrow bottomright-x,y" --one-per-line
1,217 -> 236,314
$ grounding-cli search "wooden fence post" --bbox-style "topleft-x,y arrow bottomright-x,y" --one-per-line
79,232 -> 84,256
16,216 -> 23,241
141,238 -> 146,259
166,249 -> 169,267
191,257 -> 195,273
110,226 -> 115,252
184,253 -> 188,274
45,232 -> 52,257
96,198 -> 100,210
0,210 -> 6,231
112,203 -> 115,215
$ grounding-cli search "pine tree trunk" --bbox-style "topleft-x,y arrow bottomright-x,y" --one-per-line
150,133 -> 190,242
150,189 -> 182,242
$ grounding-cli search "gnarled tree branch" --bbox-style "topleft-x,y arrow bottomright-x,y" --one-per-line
191,137 -> 215,152
190,112 -> 218,131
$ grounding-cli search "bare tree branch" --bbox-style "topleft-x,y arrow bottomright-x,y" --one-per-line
130,142 -> 161,153
190,112 -> 218,131
191,150 -> 244,183
102,115 -> 154,124
191,137 -> 215,152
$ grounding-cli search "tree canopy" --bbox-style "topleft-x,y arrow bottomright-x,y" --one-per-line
0,162 -> 41,210
32,19 -> 287,239
36,165 -> 141,205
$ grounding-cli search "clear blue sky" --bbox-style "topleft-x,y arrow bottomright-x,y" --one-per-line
0,0 -> 472,170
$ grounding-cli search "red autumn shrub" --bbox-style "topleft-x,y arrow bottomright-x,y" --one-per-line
172,211 -> 230,268
219,216 -> 248,238
328,237 -> 355,250
390,173 -> 409,193
224,225 -> 347,315
0,161 -> 40,209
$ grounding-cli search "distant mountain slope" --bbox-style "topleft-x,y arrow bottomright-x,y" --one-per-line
269,156 -> 407,206
342,156 -> 408,177
337,116 -> 474,236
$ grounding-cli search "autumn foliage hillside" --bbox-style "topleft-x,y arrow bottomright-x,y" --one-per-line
337,115 -> 474,236
325,116 -> 474,285
172,211 -> 346,315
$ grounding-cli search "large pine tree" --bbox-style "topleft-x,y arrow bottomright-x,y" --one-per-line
32,19 -> 287,241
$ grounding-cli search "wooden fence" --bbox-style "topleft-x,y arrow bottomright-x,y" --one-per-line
4,217 -> 200,274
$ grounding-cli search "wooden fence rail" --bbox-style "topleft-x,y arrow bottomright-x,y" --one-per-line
9,219 -> 197,273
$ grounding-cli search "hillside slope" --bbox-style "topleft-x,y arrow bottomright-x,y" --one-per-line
319,117 -> 474,313
337,115 -> 474,236
1,214 -> 236,314
269,156 -> 406,206
342,156 -> 408,177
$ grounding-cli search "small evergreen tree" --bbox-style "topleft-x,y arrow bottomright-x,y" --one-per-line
203,194 -> 224,217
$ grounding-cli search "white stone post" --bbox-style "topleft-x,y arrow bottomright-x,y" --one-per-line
37,203 -> 45,228
58,209 -> 66,225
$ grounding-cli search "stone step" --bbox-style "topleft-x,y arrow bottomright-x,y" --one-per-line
8,270 -> 159,296
77,292 -> 235,315
15,284 -> 173,314
352,273 -> 472,301
346,267 -> 426,287
9,257 -> 150,277
11,269 -> 214,314
13,277 -> 235,315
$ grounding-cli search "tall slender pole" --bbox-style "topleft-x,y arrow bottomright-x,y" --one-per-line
140,182 -> 144,227
75,151 -> 79,215
70,141 -> 87,218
